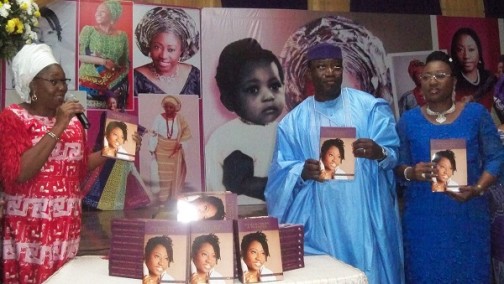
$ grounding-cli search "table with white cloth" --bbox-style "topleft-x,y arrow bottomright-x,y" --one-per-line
44,254 -> 368,283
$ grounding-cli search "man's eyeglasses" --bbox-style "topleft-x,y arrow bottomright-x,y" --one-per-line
34,77 -> 71,86
419,72 -> 451,81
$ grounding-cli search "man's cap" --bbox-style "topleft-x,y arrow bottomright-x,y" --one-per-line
306,43 -> 342,61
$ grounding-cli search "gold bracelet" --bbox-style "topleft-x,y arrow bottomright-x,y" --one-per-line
46,131 -> 59,141
403,166 -> 412,181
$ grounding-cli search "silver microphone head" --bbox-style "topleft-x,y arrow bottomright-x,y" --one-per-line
64,93 -> 90,129
64,93 -> 79,102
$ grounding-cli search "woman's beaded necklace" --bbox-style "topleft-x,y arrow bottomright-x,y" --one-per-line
426,103 -> 456,124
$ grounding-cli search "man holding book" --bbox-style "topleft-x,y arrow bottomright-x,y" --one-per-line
265,43 -> 404,284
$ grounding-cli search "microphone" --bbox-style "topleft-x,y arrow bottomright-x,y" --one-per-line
65,93 -> 90,129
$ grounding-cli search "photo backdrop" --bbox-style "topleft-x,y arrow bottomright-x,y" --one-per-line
1,0 -> 503,206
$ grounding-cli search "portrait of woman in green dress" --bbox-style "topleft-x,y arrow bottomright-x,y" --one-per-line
78,0 -> 130,109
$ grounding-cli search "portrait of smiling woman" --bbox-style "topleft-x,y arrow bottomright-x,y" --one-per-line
450,27 -> 497,111
431,149 -> 460,192
190,234 -> 225,284
102,120 -> 128,159
240,231 -> 277,283
134,7 -> 200,96
143,235 -> 175,284
319,138 -> 348,180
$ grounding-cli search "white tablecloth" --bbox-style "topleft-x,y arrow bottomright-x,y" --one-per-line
44,255 -> 368,283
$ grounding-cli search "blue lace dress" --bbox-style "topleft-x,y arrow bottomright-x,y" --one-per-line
397,103 -> 504,283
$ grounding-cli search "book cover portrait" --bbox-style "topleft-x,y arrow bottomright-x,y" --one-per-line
102,111 -> 138,161
143,220 -> 189,283
430,139 -> 467,192
190,220 -> 235,284
319,127 -> 356,180
236,217 -> 283,283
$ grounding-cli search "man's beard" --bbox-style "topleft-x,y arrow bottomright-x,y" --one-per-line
317,84 -> 341,100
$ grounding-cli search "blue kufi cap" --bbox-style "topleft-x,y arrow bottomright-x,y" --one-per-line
307,43 -> 342,61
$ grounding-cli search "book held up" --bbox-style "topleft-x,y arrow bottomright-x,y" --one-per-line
101,110 -> 138,161
319,127 -> 356,180
430,139 -> 467,192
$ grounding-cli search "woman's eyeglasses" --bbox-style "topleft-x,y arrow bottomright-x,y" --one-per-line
34,77 -> 71,86
419,72 -> 451,81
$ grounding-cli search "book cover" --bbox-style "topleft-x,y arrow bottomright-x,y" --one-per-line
189,220 -> 235,284
102,110 -> 138,161
176,192 -> 238,222
143,220 -> 190,283
430,139 -> 467,192
235,217 -> 284,283
319,127 -> 356,180
109,218 -> 190,283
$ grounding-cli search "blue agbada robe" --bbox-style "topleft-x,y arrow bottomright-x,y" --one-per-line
265,88 -> 404,284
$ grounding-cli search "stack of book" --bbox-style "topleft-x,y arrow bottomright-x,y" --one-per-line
111,218 -> 239,283
279,223 -> 305,271
109,192 -> 306,282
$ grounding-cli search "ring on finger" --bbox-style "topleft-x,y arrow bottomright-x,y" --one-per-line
363,149 -> 366,154
421,173 -> 426,179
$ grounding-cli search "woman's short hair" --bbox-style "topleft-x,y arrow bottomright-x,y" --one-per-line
135,7 -> 199,62
320,138 -> 345,160
215,37 -> 284,113
145,235 -> 174,263
450,27 -> 485,72
195,196 -> 226,220
191,234 -> 221,263
433,149 -> 457,172
105,120 -> 128,141
240,231 -> 270,260
425,51 -> 458,75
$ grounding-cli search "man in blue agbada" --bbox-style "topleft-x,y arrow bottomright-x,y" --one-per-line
265,43 -> 404,284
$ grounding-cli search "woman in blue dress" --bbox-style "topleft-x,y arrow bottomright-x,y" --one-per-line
396,50 -> 504,283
